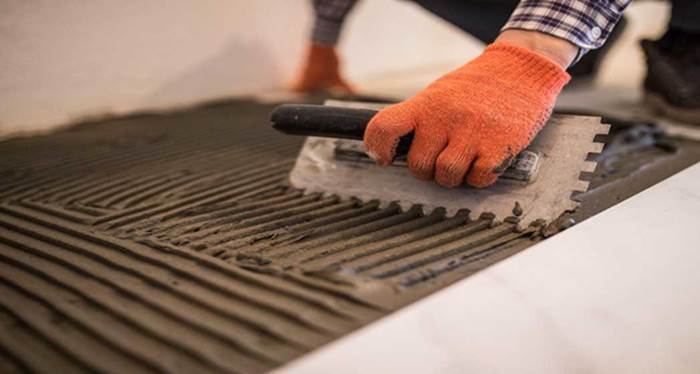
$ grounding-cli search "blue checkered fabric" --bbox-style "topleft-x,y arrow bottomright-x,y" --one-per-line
311,0 -> 629,51
503,0 -> 630,50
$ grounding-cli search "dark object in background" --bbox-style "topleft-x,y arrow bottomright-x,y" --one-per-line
642,28 -> 700,124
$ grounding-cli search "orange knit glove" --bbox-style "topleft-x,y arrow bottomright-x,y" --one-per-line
364,42 -> 570,188
291,43 -> 354,94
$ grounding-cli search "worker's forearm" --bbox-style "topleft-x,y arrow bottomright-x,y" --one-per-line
496,30 -> 578,69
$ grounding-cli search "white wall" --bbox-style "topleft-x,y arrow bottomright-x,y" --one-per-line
0,0 -> 475,138
1,1 -> 303,137
0,0 -> 668,139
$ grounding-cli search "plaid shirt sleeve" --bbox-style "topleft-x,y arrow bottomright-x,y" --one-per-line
311,0 -> 358,45
503,0 -> 631,50
311,0 -> 630,52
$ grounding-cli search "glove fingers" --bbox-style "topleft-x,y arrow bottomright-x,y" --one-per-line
364,104 -> 416,166
434,139 -> 476,188
466,151 -> 514,188
407,125 -> 448,180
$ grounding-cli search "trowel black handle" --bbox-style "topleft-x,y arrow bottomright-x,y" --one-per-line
270,104 -> 414,155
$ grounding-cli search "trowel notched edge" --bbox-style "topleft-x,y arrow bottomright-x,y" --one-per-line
287,100 -> 609,227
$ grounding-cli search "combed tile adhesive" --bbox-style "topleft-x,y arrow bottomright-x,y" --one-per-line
0,100 -> 697,373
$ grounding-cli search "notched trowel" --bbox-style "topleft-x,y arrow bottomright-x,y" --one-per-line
271,100 -> 609,227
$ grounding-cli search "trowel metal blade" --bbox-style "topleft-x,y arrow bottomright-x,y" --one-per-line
287,100 -> 609,227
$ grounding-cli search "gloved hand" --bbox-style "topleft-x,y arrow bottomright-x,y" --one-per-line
291,43 -> 354,94
364,42 -> 570,188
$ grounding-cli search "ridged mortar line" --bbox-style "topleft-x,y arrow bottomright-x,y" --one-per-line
227,201 -> 383,256
205,200 -> 360,250
0,218 -> 315,357
396,231 -> 535,288
244,202 -> 392,255
351,218 -> 493,273
194,193 -> 323,232
140,237 -> 377,321
0,230 -> 294,369
19,201 -> 92,225
161,190 -> 305,234
267,207 -> 423,260
101,170 -> 289,229
64,204 -> 112,217
117,171 -> 220,209
0,307 -> 90,373
0,270 -> 170,374
301,212 -> 472,271
293,212 -> 447,265
185,194 -> 330,244
75,173 -> 171,207
0,205 -> 369,328
370,223 -> 517,279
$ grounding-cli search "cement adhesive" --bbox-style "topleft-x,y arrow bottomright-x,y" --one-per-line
0,99 -> 697,373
